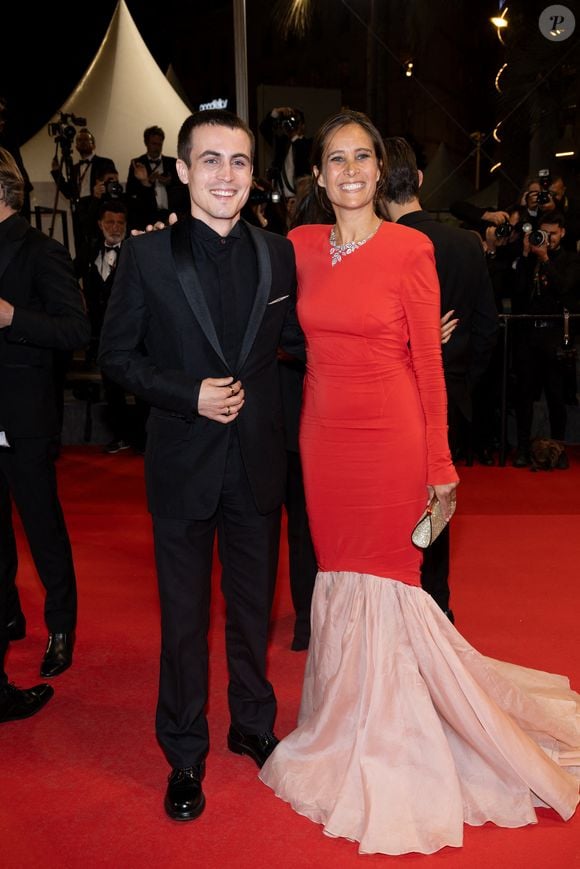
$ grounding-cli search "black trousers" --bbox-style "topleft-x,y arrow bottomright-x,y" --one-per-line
0,437 -> 77,636
419,525 -> 451,613
513,325 -> 567,450
285,450 -> 317,641
152,433 -> 281,769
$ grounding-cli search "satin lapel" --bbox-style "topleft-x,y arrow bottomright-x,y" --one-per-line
236,221 -> 272,372
170,219 -> 227,367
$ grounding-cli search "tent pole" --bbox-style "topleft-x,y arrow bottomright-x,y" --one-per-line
233,0 -> 249,122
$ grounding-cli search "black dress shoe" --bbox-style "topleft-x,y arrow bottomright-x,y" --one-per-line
513,450 -> 530,468
0,682 -> 54,723
291,634 -> 310,652
476,448 -> 495,466
227,725 -> 279,768
164,764 -> 205,821
40,632 -> 74,678
6,611 -> 26,641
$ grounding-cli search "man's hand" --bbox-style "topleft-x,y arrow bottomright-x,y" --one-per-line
482,209 -> 510,225
132,160 -> 151,186
441,309 -> 459,344
198,377 -> 245,423
131,212 -> 179,237
0,298 -> 14,328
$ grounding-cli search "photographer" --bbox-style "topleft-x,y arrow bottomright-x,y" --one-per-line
241,176 -> 287,235
511,212 -> 580,467
50,126 -> 117,255
259,107 -> 312,201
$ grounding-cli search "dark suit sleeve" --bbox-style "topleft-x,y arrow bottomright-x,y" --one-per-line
98,240 -> 202,417
466,252 -> 499,387
278,247 -> 305,362
6,235 -> 90,350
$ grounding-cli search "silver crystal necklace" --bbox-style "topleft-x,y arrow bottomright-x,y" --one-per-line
329,220 -> 383,267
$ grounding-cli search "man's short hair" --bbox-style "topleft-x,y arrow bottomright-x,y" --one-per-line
539,210 -> 566,228
177,110 -> 255,167
144,125 -> 165,142
98,199 -> 127,221
383,137 -> 420,205
0,146 -> 24,211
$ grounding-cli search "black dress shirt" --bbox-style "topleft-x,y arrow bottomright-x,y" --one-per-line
189,217 -> 258,372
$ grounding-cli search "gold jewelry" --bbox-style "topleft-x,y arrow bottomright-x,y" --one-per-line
226,407 -> 231,416
230,386 -> 235,396
329,220 -> 383,267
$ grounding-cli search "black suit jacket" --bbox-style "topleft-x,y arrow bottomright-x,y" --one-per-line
51,155 -> 117,202
98,218 -> 304,519
397,210 -> 499,421
126,153 -> 189,228
0,215 -> 90,437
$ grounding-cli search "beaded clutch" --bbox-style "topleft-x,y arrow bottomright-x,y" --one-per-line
411,492 -> 456,549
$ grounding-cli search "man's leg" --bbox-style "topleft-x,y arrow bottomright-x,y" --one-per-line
285,450 -> 317,649
0,438 -> 77,634
420,525 -> 452,619
153,514 -> 216,769
0,471 -> 23,632
218,438 -> 279,736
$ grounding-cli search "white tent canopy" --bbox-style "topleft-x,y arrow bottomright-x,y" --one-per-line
21,0 -> 190,191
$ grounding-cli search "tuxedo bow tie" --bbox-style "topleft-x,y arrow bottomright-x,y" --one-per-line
78,159 -> 90,165
105,245 -> 120,251
149,159 -> 161,168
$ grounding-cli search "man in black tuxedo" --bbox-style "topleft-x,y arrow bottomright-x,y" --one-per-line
99,110 -> 304,821
126,125 -> 189,231
384,137 -> 498,622
259,107 -> 312,202
0,146 -> 90,690
51,127 -> 117,254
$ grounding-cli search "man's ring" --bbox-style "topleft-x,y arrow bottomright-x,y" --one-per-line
230,386 -> 235,396
226,407 -> 231,416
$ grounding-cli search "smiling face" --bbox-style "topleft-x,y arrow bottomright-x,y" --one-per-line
176,124 -> 253,236
314,123 -> 381,215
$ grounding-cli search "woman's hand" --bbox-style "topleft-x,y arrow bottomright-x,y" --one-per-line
440,310 -> 459,344
426,482 -> 458,522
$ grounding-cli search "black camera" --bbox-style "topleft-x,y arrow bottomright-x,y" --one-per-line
249,187 -> 281,205
529,229 -> 549,246
105,180 -> 123,198
48,112 -> 87,143
537,168 -> 552,205
273,109 -> 302,136
495,221 -> 512,239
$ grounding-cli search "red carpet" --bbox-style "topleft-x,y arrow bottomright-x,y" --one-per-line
1,446 -> 579,868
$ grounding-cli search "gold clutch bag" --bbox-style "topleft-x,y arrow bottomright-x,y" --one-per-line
411,492 -> 456,549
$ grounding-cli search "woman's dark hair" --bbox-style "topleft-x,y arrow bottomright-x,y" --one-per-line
310,109 -> 389,221
289,175 -> 334,229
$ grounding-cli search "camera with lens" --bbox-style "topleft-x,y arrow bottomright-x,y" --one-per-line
104,180 -> 124,198
273,108 -> 302,136
48,111 -> 87,144
495,220 -> 512,239
249,187 -> 281,205
529,229 -> 549,247
537,168 -> 552,205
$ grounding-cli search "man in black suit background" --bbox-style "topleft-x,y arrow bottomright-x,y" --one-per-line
51,127 -> 117,255
99,110 -> 304,822
259,107 -> 312,203
0,146 -> 90,693
126,125 -> 189,231
384,137 -> 498,623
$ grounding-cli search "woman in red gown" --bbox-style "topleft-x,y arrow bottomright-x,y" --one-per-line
259,110 -> 580,855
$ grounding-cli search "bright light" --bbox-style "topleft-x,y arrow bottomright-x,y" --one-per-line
491,7 -> 509,28
490,162 -> 502,173
493,124 -> 502,143
404,60 -> 414,78
494,63 -> 508,93
555,150 -> 575,157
